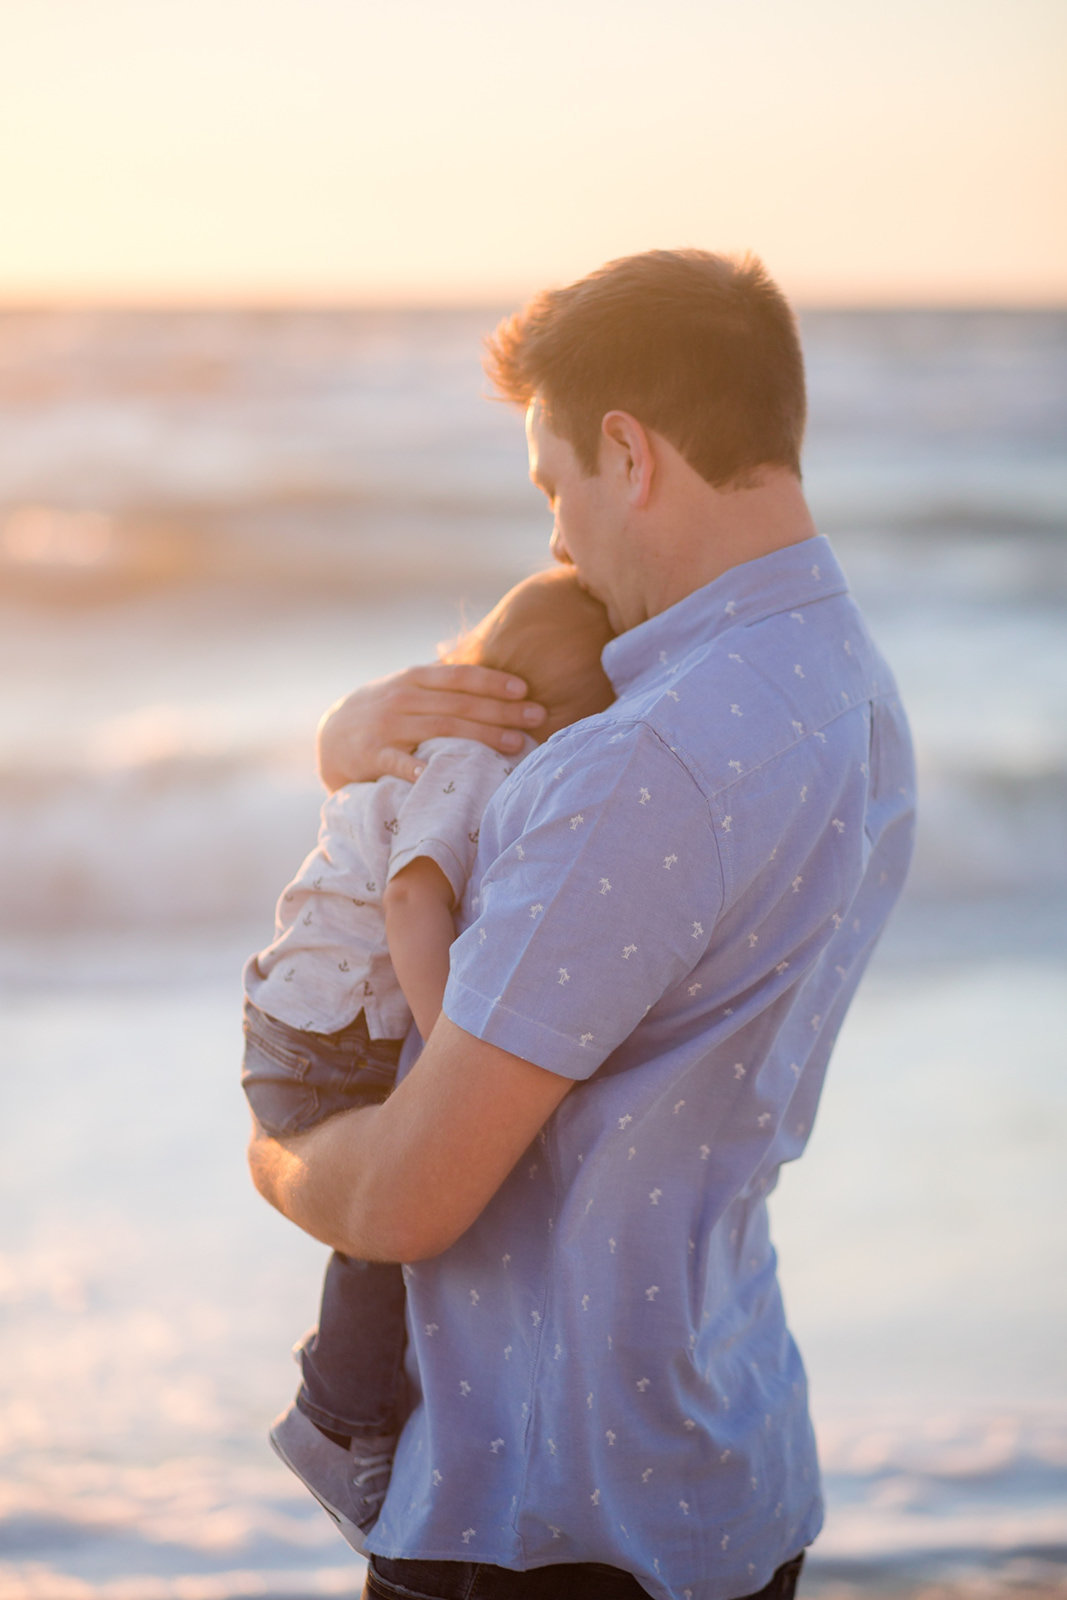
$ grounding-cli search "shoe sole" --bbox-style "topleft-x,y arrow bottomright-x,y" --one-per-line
269,1422 -> 369,1556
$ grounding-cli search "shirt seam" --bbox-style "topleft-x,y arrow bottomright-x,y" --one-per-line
443,984 -> 605,1079
708,686 -> 888,799
514,1128 -> 559,1560
570,716 -> 729,924
637,719 -> 730,928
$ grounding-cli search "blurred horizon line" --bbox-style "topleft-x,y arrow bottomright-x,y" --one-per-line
0,293 -> 1065,317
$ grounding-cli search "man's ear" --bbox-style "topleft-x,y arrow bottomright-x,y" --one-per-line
600,411 -> 654,509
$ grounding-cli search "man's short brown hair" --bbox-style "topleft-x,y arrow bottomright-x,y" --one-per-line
484,248 -> 806,488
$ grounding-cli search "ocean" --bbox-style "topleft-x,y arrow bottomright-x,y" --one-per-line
1,307 -> 1065,1598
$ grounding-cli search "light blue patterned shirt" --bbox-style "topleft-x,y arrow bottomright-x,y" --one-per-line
368,535 -> 916,1600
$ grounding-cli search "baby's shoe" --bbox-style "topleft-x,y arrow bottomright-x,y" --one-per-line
269,1402 -> 395,1554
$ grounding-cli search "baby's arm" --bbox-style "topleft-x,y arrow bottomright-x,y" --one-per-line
382,857 -> 456,1042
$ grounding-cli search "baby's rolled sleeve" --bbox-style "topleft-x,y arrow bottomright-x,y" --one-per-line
384,741 -> 519,905
444,724 -> 724,1080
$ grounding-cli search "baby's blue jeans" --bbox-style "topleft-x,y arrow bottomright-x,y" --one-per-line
242,998 -> 406,1439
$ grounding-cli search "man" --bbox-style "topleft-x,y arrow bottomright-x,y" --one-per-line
250,249 -> 916,1600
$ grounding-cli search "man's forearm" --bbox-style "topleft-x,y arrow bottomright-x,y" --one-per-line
247,1103 -> 400,1260
248,1015 -> 575,1265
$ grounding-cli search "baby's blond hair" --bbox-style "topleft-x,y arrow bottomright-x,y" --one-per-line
442,567 -> 615,741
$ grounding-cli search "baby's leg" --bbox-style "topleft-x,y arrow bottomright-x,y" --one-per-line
240,1000 -> 400,1136
241,1000 -> 326,1138
297,1252 -> 408,1442
250,1009 -> 407,1543
243,1004 -> 407,1432
273,1251 -> 405,1546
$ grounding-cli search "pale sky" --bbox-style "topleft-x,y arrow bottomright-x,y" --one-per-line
0,0 -> 1064,305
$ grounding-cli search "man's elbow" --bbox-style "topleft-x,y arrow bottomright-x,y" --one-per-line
246,1145 -> 463,1262
247,1127 -> 281,1207
245,1102 -> 474,1263
247,1143 -> 264,1198
346,1198 -> 468,1265
393,1217 -> 468,1264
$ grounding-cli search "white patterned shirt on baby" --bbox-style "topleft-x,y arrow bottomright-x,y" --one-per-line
244,737 -> 530,1038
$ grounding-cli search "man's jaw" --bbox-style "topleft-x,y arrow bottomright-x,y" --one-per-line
553,553 -> 622,633
555,555 -> 592,597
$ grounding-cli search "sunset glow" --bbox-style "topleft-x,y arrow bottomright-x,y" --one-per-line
0,0 -> 1064,305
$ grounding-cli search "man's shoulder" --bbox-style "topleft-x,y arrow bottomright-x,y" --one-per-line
528,707 -> 695,772
501,712 -> 715,835
638,595 -> 896,794
502,674 -> 781,816
526,648 -> 759,808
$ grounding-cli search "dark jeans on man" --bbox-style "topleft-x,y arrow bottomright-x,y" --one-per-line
362,1551 -> 805,1599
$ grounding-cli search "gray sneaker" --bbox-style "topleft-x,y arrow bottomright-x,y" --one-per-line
269,1403 -> 395,1554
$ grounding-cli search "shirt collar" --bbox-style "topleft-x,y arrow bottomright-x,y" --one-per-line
601,534 -> 848,695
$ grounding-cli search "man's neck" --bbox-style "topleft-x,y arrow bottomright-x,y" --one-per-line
637,461 -> 819,623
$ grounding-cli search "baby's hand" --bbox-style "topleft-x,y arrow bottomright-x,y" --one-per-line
316,662 -> 546,789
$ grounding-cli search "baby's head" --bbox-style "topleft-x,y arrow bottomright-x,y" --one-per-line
443,567 -> 615,741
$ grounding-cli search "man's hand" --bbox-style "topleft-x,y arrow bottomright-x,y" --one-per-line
317,663 -> 547,790
247,1016 -> 574,1262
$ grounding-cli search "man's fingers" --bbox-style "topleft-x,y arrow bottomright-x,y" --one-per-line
395,715 -> 532,753
408,661 -> 532,703
392,697 -> 544,736
315,662 -> 549,790
390,672 -> 547,732
376,745 -> 427,784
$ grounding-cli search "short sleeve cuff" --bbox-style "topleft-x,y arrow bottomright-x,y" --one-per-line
387,839 -> 468,904
443,973 -> 605,1082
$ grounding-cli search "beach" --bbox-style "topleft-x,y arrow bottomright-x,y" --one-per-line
1,307 -> 1065,1598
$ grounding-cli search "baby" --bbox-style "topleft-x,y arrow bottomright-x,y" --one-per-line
242,566 -> 614,1550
